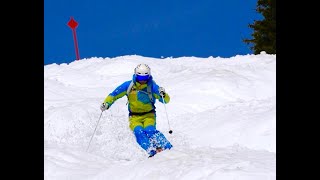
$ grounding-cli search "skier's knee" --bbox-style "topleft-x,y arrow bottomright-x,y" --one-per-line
133,126 -> 144,136
144,125 -> 157,137
133,126 -> 150,150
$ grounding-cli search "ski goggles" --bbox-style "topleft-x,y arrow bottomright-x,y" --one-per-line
136,74 -> 150,82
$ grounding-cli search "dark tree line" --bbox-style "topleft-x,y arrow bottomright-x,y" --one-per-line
243,0 -> 276,54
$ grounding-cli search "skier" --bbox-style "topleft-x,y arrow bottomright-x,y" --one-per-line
100,63 -> 173,157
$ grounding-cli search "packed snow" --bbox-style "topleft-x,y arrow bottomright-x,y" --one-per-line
44,52 -> 276,180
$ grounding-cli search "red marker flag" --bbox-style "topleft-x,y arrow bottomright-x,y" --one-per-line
67,17 -> 80,60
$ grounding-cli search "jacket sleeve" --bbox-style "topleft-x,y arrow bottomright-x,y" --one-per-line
152,80 -> 170,104
103,81 -> 131,107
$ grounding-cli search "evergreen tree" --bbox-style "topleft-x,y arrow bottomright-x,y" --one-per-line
243,0 -> 276,54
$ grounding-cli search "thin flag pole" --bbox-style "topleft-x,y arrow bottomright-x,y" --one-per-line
67,16 -> 80,60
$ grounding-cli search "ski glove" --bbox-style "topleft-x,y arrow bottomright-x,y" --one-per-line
159,87 -> 166,97
100,103 -> 109,112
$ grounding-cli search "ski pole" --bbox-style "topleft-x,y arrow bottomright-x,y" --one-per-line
160,94 -> 173,134
86,111 -> 103,152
